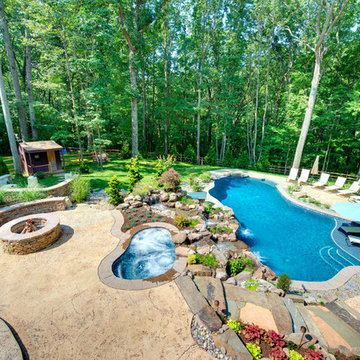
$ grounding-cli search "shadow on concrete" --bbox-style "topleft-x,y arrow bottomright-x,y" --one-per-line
43,225 -> 74,251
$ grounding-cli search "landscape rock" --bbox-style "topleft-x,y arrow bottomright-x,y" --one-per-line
175,202 -> 183,209
215,270 -> 229,281
160,192 -> 169,202
304,296 -> 318,305
197,306 -> 223,332
116,203 -> 130,210
173,233 -> 187,245
228,233 -> 237,242
169,193 -> 177,202
187,264 -> 213,277
197,245 -> 211,255
234,271 -> 252,283
132,201 -> 143,208
284,332 -> 318,349
225,277 -> 237,285
271,288 -> 284,297
188,232 -> 203,242
263,265 -> 278,280
253,267 -> 266,280
134,195 -> 142,201
175,246 -> 194,257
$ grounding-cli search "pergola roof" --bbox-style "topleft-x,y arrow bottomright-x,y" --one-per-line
19,141 -> 63,153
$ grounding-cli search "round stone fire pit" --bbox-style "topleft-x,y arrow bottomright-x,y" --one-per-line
0,213 -> 61,254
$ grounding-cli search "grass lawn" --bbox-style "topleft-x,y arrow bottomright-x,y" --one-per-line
66,157 -> 223,191
12,175 -> 63,188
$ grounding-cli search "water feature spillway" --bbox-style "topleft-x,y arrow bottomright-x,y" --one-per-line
112,228 -> 176,280
209,176 -> 360,281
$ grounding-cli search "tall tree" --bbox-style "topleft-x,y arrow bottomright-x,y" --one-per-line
0,0 -> 28,140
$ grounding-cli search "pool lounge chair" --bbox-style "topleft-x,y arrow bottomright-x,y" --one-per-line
349,235 -> 360,245
313,173 -> 330,188
350,195 -> 360,203
338,181 -> 360,196
297,169 -> 310,185
325,176 -> 346,191
340,225 -> 360,236
287,168 -> 298,182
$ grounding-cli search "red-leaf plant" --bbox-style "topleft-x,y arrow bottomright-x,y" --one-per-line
305,349 -> 324,360
241,323 -> 265,344
269,347 -> 287,360
263,330 -> 286,348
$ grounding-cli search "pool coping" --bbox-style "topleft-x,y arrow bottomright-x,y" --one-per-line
203,170 -> 360,291
98,210 -> 187,290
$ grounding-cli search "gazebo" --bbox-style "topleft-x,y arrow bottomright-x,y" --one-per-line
18,141 -> 64,176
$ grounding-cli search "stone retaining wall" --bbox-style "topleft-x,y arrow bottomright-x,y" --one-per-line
0,197 -> 71,226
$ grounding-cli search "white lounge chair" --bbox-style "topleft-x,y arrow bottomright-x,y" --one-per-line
338,181 -> 360,196
287,168 -> 298,182
349,235 -> 360,245
297,169 -> 310,185
325,176 -> 346,191
313,173 -> 330,188
350,195 -> 360,203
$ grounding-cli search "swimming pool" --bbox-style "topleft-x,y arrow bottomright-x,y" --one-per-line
209,176 -> 360,281
112,227 -> 176,280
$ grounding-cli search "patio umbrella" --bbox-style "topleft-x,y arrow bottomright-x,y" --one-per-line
311,155 -> 320,175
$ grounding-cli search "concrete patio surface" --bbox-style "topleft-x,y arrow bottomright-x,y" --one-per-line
0,204 -> 212,360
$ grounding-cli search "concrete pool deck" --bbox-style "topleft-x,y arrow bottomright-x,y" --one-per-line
0,204 -> 212,359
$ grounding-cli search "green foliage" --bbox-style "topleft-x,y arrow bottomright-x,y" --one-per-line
132,181 -> 153,197
286,341 -> 298,351
204,146 -> 217,166
199,172 -> 211,183
227,258 -> 245,277
79,161 -> 90,174
158,168 -> 181,191
204,202 -> 214,215
123,225 -> 130,231
126,156 -> 143,190
36,171 -> 45,179
0,160 -> 9,175
277,273 -> 292,294
174,214 -> 191,227
119,141 -> 131,159
245,278 -> 259,291
187,253 -> 219,267
71,176 -> 90,203
131,221 -> 137,227
245,343 -> 262,360
154,154 -> 175,178
222,150 -> 234,167
20,190 -> 47,202
187,254 -> 197,264
0,189 -> 6,204
227,319 -> 243,334
105,176 -> 124,205
290,350 -> 305,360
184,145 -> 196,164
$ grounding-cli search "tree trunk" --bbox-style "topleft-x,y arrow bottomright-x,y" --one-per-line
129,49 -> 138,157
0,0 -> 28,141
25,26 -> 38,139
196,71 -> 202,164
142,69 -> 146,151
292,50 -> 321,169
0,64 -> 21,175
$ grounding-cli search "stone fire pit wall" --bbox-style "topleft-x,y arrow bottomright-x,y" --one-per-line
0,213 -> 61,255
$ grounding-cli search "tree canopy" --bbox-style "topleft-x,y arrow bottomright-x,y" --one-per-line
0,0 -> 359,174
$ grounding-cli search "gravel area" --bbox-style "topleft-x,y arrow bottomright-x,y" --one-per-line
191,317 -> 234,360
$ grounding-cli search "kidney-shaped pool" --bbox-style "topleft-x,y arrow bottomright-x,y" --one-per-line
209,176 -> 360,281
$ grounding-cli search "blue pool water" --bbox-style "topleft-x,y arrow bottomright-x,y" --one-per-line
209,177 -> 360,281
112,228 -> 176,279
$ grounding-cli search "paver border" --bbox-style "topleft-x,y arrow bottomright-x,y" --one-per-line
98,210 -> 187,290
204,170 -> 360,291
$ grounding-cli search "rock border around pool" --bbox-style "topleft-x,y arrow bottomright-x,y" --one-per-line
204,170 -> 360,291
98,210 -> 187,290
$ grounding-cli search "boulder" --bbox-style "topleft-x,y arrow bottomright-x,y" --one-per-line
271,288 -> 284,297
175,246 -> 194,257
197,307 -> 223,332
197,245 -> 211,255
225,277 -> 237,285
216,270 -> 229,281
187,264 -> 213,277
175,201 -> 183,209
263,265 -> 278,281
228,233 -> 237,242
253,267 -> 266,280
160,192 -> 169,202
125,194 -> 134,202
132,201 -> 143,208
234,271 -> 252,283
169,193 -> 177,202
134,195 -> 142,201
188,232 -> 203,242
173,233 -> 187,245
116,203 -> 130,210
284,332 -> 318,349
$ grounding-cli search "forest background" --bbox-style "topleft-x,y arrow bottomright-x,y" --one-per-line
0,0 -> 359,175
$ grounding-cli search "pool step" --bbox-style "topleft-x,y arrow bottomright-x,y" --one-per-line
318,245 -> 358,272
325,301 -> 360,335
282,298 -> 307,333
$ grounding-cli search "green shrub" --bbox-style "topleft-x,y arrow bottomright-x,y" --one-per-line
204,202 -> 214,215
105,176 -> 124,205
290,350 -> 304,360
227,258 -> 245,277
160,218 -> 166,222
199,172 -> 211,183
141,209 -> 146,213
154,154 -> 176,178
71,176 -> 90,203
79,161 -> 90,174
158,168 -> 181,191
132,181 -> 153,197
286,341 -> 297,350
189,219 -> 199,227
20,189 -> 47,202
0,189 -> 6,205
126,156 -> 143,190
204,146 -> 217,166
123,225 -> 130,231
132,208 -> 137,212
227,319 -> 243,334
184,144 -> 196,164
246,343 -> 262,360
0,159 -> 9,175
146,214 -> 151,218
140,219 -> 146,223
201,253 -> 219,267
151,218 -> 157,222
119,141 -> 131,159
245,278 -> 259,291
187,254 -> 197,264
222,150 -> 234,167
131,221 -> 137,227
36,171 -> 45,179
277,273 -> 292,294
174,214 -> 191,227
